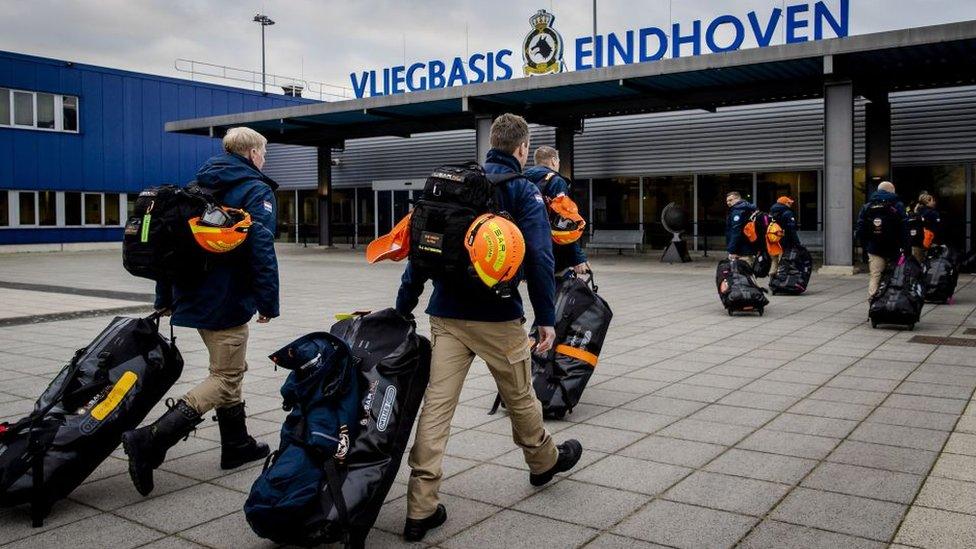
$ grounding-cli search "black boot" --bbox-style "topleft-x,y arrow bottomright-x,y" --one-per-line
403,504 -> 447,542
215,402 -> 269,470
122,399 -> 202,496
529,439 -> 583,487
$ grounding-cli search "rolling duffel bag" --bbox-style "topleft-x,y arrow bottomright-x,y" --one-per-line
0,314 -> 183,526
246,309 -> 431,548
922,245 -> 958,304
717,259 -> 769,316
870,255 -> 925,330
770,245 -> 813,296
489,271 -> 612,419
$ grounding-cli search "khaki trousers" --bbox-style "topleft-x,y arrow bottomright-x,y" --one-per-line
407,316 -> 558,519
868,254 -> 888,297
770,254 -> 782,278
183,323 -> 249,415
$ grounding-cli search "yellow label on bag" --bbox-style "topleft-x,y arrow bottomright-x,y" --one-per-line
91,371 -> 138,420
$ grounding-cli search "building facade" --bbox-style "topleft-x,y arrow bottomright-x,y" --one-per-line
0,50 -> 313,247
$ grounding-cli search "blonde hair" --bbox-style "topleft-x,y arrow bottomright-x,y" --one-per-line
490,113 -> 529,153
534,146 -> 559,165
917,191 -> 935,207
223,127 -> 267,157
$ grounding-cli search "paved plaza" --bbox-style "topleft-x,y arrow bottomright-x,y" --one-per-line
0,247 -> 974,549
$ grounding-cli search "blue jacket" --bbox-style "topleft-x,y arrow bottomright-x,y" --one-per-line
396,149 -> 557,326
770,203 -> 801,249
916,205 -> 943,244
855,190 -> 908,258
523,165 -> 587,273
726,200 -> 757,255
156,153 -> 280,330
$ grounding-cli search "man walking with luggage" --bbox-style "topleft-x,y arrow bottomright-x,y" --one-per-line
856,181 -> 909,297
122,127 -> 280,496
769,196 -> 801,276
726,191 -> 757,263
395,114 -> 583,542
525,145 -> 590,276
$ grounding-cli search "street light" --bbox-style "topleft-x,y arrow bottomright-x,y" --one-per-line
253,13 -> 275,93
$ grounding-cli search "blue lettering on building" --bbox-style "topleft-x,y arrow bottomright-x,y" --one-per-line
350,0 -> 849,98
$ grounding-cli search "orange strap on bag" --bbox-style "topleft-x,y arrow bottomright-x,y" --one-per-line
923,228 -> 935,249
555,344 -> 598,367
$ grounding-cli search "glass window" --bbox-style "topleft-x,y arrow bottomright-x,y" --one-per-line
376,191 -> 393,236
126,193 -> 140,219
18,191 -> 36,225
84,193 -> 102,225
0,192 -> 8,226
65,192 -> 82,225
13,91 -> 33,126
104,194 -> 120,225
892,164 -> 968,250
592,177 -> 640,230
36,93 -> 55,129
696,173 -> 753,250
0,88 -> 9,125
298,189 -> 320,244
757,171 -> 818,231
331,189 -> 356,245
62,96 -> 78,132
642,175 -> 694,247
38,191 -> 56,226
353,188 -> 373,243
276,190 -> 297,242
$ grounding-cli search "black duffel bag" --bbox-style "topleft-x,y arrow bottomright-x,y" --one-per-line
870,255 -> 925,329
770,245 -> 813,296
0,314 -> 183,526
717,259 -> 769,316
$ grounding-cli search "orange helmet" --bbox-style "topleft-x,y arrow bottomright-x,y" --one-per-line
464,213 -> 525,290
366,213 -> 412,263
188,206 -> 251,253
548,195 -> 586,245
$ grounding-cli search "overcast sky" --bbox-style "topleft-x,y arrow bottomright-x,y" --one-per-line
3,0 -> 976,97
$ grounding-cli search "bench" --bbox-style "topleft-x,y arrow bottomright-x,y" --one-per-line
586,230 -> 643,254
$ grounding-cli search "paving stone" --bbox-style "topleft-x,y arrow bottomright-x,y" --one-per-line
515,479 -> 650,529
179,511 -> 275,549
930,453 -> 976,483
115,483 -> 246,534
2,513 -> 163,549
885,393 -> 968,414
443,429 -> 515,461
770,487 -> 907,541
555,423 -> 645,453
613,500 -> 757,548
849,422 -> 950,452
894,506 -> 976,549
620,435 -> 726,468
439,463 -> 541,507
657,418 -> 754,446
801,462 -> 924,504
582,533 -> 670,548
664,471 -> 790,516
70,470 -> 197,510
622,395 -> 707,416
571,455 -> 690,495
583,408 -> 676,433
654,383 -> 732,403
807,386 -> 888,406
718,391 -> 802,411
683,373 -> 752,389
787,398 -> 874,421
944,432 -> 976,456
765,413 -> 859,438
829,440 -> 939,475
737,429 -> 839,459
443,509 -> 596,548
896,381 -> 974,400
596,376 -> 669,395
742,379 -> 818,397
739,519 -> 886,549
0,501 -> 101,545
705,448 -> 817,484
689,404 -> 778,428
138,537 -> 208,549
865,406 -> 959,431
915,476 -> 976,516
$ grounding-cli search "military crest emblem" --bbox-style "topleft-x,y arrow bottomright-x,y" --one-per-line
522,9 -> 565,76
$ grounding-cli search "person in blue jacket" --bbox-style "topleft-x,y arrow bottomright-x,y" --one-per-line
855,181 -> 908,296
122,127 -> 280,497
770,195 -> 802,275
395,114 -> 582,542
912,191 -> 943,262
725,191 -> 757,261
524,146 -> 590,276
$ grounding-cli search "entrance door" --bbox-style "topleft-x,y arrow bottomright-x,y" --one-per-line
892,165 -> 968,251
372,179 -> 422,238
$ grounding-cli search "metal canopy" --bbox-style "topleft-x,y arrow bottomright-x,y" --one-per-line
166,20 -> 976,146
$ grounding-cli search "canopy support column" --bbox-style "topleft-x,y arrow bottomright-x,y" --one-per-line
821,80 -> 855,273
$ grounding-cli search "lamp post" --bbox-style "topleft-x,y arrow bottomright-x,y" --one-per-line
253,13 -> 275,93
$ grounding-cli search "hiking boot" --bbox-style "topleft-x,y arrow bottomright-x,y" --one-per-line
529,439 -> 583,487
122,399 -> 202,496
215,401 -> 269,470
403,504 -> 447,542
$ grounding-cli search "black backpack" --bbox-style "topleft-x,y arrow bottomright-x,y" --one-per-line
859,201 -> 903,251
408,162 -> 519,284
122,183 -> 220,282
907,211 -> 924,248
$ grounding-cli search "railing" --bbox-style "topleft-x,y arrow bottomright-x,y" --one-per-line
174,58 -> 353,101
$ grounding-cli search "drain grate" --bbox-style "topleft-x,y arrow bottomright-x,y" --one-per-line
909,335 -> 976,347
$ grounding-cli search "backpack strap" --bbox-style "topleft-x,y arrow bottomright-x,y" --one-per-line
485,172 -> 522,214
322,458 -> 351,544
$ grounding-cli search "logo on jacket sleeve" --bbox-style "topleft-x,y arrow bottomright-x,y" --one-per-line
522,10 -> 565,76
262,200 -> 273,213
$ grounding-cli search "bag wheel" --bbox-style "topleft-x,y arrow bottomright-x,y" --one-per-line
871,320 -> 878,329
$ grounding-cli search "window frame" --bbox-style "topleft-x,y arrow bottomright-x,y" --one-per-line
0,88 -> 79,134
82,192 -> 104,226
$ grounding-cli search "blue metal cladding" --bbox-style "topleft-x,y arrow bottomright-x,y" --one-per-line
0,50 -> 310,193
